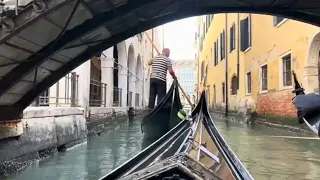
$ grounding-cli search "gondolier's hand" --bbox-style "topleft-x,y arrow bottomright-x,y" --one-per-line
172,75 -> 177,80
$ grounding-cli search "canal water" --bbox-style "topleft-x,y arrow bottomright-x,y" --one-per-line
4,115 -> 320,180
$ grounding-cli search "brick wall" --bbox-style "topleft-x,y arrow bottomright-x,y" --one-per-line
257,90 -> 296,117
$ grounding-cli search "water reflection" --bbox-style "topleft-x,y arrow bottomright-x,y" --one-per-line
211,114 -> 320,180
4,120 -> 144,180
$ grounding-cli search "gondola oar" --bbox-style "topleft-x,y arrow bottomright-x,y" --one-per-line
177,81 -> 194,108
144,32 -> 194,108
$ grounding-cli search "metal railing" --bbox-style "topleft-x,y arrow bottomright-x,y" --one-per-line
38,89 -> 49,106
113,87 -> 122,107
135,93 -> 140,106
31,72 -> 79,107
89,79 -> 107,107
127,91 -> 133,107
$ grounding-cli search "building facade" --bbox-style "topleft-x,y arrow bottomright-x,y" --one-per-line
195,13 -> 320,117
167,60 -> 197,105
29,27 -> 164,117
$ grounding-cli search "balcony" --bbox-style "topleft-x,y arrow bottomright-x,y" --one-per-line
113,87 -> 122,107
127,91 -> 133,107
89,79 -> 107,107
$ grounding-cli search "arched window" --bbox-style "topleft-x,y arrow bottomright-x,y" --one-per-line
231,76 -> 238,95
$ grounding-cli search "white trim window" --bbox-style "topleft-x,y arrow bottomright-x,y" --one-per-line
280,52 -> 293,88
230,23 -> 236,52
240,14 -> 252,52
260,64 -> 268,93
246,71 -> 251,95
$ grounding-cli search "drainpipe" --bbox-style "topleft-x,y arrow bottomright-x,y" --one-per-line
237,13 -> 240,90
225,13 -> 229,117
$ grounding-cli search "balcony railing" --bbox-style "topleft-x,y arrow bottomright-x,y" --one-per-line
127,91 -> 133,107
135,93 -> 140,106
113,87 -> 122,107
89,79 -> 107,107
31,72 -> 79,107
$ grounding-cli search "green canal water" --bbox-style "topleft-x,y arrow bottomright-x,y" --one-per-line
4,115 -> 320,180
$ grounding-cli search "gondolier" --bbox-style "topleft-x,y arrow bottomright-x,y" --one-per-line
148,48 -> 177,109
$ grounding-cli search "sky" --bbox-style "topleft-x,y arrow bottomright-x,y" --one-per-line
162,17 -> 196,60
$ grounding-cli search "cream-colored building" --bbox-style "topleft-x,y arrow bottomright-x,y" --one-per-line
195,13 -> 320,118
30,27 -> 164,117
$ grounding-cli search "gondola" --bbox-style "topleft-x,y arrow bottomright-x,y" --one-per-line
292,71 -> 320,137
140,79 -> 183,147
100,90 -> 253,180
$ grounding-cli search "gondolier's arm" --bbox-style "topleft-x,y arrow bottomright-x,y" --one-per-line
148,57 -> 156,65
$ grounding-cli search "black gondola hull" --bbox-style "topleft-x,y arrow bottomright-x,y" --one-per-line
141,80 -> 183,145
102,90 -> 253,180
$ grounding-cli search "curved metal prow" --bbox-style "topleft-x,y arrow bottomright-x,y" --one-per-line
292,71 -> 305,96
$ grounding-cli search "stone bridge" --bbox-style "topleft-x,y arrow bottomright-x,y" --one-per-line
0,0 -> 319,121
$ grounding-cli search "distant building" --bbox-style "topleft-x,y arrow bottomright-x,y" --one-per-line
167,60 -> 196,105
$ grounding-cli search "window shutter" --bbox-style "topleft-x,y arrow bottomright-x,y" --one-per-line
244,18 -> 249,50
223,31 -> 226,58
217,39 -> 219,61
229,26 -> 232,52
240,19 -> 246,51
220,33 -> 223,59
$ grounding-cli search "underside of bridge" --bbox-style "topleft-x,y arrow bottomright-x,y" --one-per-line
0,0 -> 319,120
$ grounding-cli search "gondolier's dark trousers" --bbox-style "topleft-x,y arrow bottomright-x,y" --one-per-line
148,78 -> 167,109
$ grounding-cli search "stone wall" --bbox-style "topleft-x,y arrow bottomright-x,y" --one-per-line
0,107 -> 87,175
256,89 -> 297,117
0,106 -> 147,176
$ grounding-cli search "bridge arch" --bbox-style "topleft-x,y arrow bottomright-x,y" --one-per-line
1,0 -> 320,120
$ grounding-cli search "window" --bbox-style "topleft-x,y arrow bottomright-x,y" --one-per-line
201,61 -> 204,80
214,40 -> 218,66
220,30 -> 225,60
203,23 -> 205,39
273,16 -> 286,26
246,72 -> 251,94
282,54 -> 292,87
230,23 -> 236,52
240,14 -> 251,51
261,65 -> 268,91
222,82 -> 226,103
211,48 -> 213,65
231,76 -> 238,95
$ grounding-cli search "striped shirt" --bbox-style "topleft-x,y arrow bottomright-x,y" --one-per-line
150,55 -> 172,82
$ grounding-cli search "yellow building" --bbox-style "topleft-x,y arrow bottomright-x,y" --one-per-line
195,13 -> 320,117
